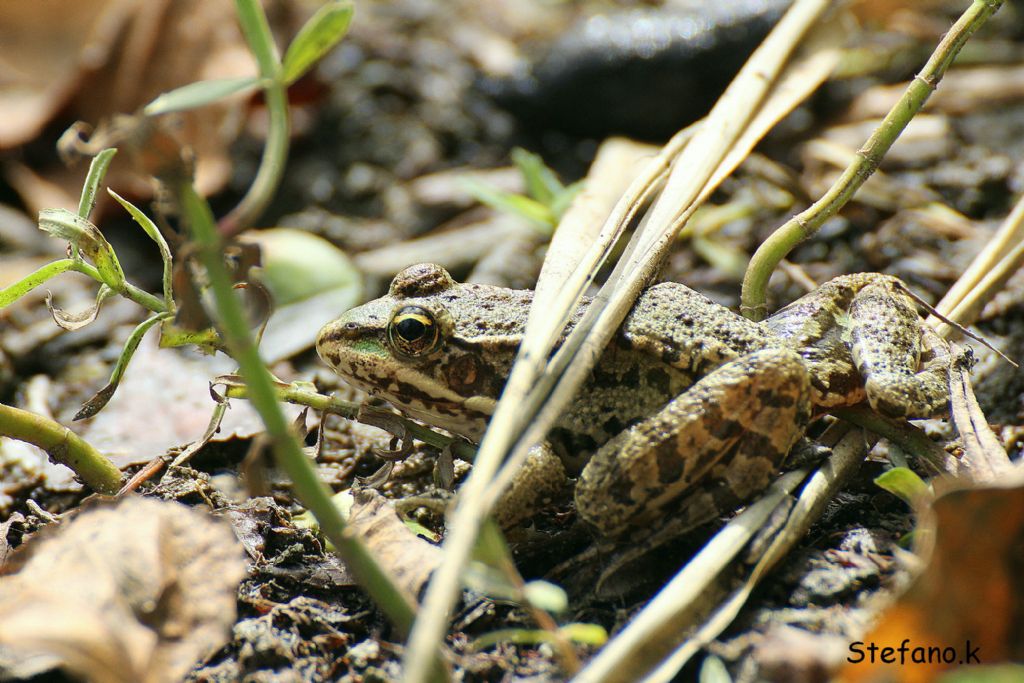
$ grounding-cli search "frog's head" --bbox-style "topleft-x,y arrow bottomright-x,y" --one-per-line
316,263 -> 530,440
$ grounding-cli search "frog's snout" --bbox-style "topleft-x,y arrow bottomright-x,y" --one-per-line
316,316 -> 359,347
315,316 -> 362,369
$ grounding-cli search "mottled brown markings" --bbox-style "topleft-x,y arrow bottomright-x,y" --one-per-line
660,346 -> 683,366
654,438 -> 687,485
318,264 -> 953,538
447,354 -> 478,389
757,387 -> 795,409
646,368 -> 671,397
319,328 -> 346,344
395,380 -> 447,408
719,449 -> 776,500
602,416 -> 625,437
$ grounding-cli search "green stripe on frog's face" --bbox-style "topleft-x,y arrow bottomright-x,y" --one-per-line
351,339 -> 388,357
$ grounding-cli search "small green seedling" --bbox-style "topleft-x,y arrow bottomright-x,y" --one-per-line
460,148 -> 584,235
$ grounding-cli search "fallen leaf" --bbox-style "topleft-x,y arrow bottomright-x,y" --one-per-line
840,472 -> 1024,682
0,0 -> 260,213
239,228 -> 364,362
80,333 -> 302,467
0,496 -> 247,683
0,0 -> 135,148
0,512 -> 25,569
347,488 -> 443,602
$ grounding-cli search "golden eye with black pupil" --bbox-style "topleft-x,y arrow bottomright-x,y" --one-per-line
388,306 -> 440,356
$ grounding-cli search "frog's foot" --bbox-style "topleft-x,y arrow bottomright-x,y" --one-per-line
849,279 -> 951,418
785,436 -> 832,469
575,348 -> 812,538
493,443 -> 569,529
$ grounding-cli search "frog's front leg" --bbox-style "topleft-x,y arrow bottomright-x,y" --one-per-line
848,278 -> 951,418
575,348 -> 812,538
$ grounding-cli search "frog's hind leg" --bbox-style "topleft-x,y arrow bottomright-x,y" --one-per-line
848,279 -> 951,419
575,348 -> 812,538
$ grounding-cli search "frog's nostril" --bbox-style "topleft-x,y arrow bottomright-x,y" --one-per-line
345,322 -> 358,331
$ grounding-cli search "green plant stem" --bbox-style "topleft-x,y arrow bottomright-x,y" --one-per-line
220,0 -> 290,236
740,0 -> 1005,321
72,148 -> 118,260
178,181 -> 422,640
0,403 -> 121,494
0,259 -> 166,314
501,565 -> 581,674
71,261 -> 167,313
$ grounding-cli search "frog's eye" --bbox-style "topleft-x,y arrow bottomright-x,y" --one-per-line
388,306 -> 441,357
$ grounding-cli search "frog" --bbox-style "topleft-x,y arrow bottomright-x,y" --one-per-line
315,263 -> 952,538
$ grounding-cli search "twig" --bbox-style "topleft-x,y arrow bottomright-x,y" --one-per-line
741,0 -> 1006,321
932,190 -> 1024,332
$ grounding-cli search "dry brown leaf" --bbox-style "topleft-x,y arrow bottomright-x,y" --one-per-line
347,488 -> 443,601
0,0 -> 135,148
0,496 -> 246,683
949,348 -> 1013,482
839,475 -> 1024,682
848,0 -> 960,24
0,0 -> 260,213
0,512 -> 25,568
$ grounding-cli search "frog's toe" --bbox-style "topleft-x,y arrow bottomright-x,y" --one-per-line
865,375 -> 949,418
495,444 -> 568,528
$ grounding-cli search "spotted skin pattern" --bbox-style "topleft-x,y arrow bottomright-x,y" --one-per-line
317,265 -> 952,537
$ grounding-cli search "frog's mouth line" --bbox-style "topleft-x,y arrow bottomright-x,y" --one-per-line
332,354 -> 495,440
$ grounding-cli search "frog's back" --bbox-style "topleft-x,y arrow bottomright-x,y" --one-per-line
619,281 -> 768,375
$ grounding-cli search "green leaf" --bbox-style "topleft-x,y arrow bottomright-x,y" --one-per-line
472,517 -> 514,570
471,622 -> 607,651
77,148 -> 117,220
471,628 -> 553,651
0,259 -> 77,309
157,323 -> 222,354
143,77 -> 261,116
463,562 -> 519,602
281,1 -> 354,85
242,228 -> 361,306
109,190 -> 174,310
549,180 -> 584,221
875,467 -> 932,507
472,623 -> 609,651
511,148 -> 561,206
523,580 -> 568,614
558,622 -> 608,647
403,518 -> 441,543
292,490 -> 356,551
467,150 -> 579,231
38,209 -> 126,292
511,147 -> 574,209
74,313 -> 171,420
459,178 -> 554,233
